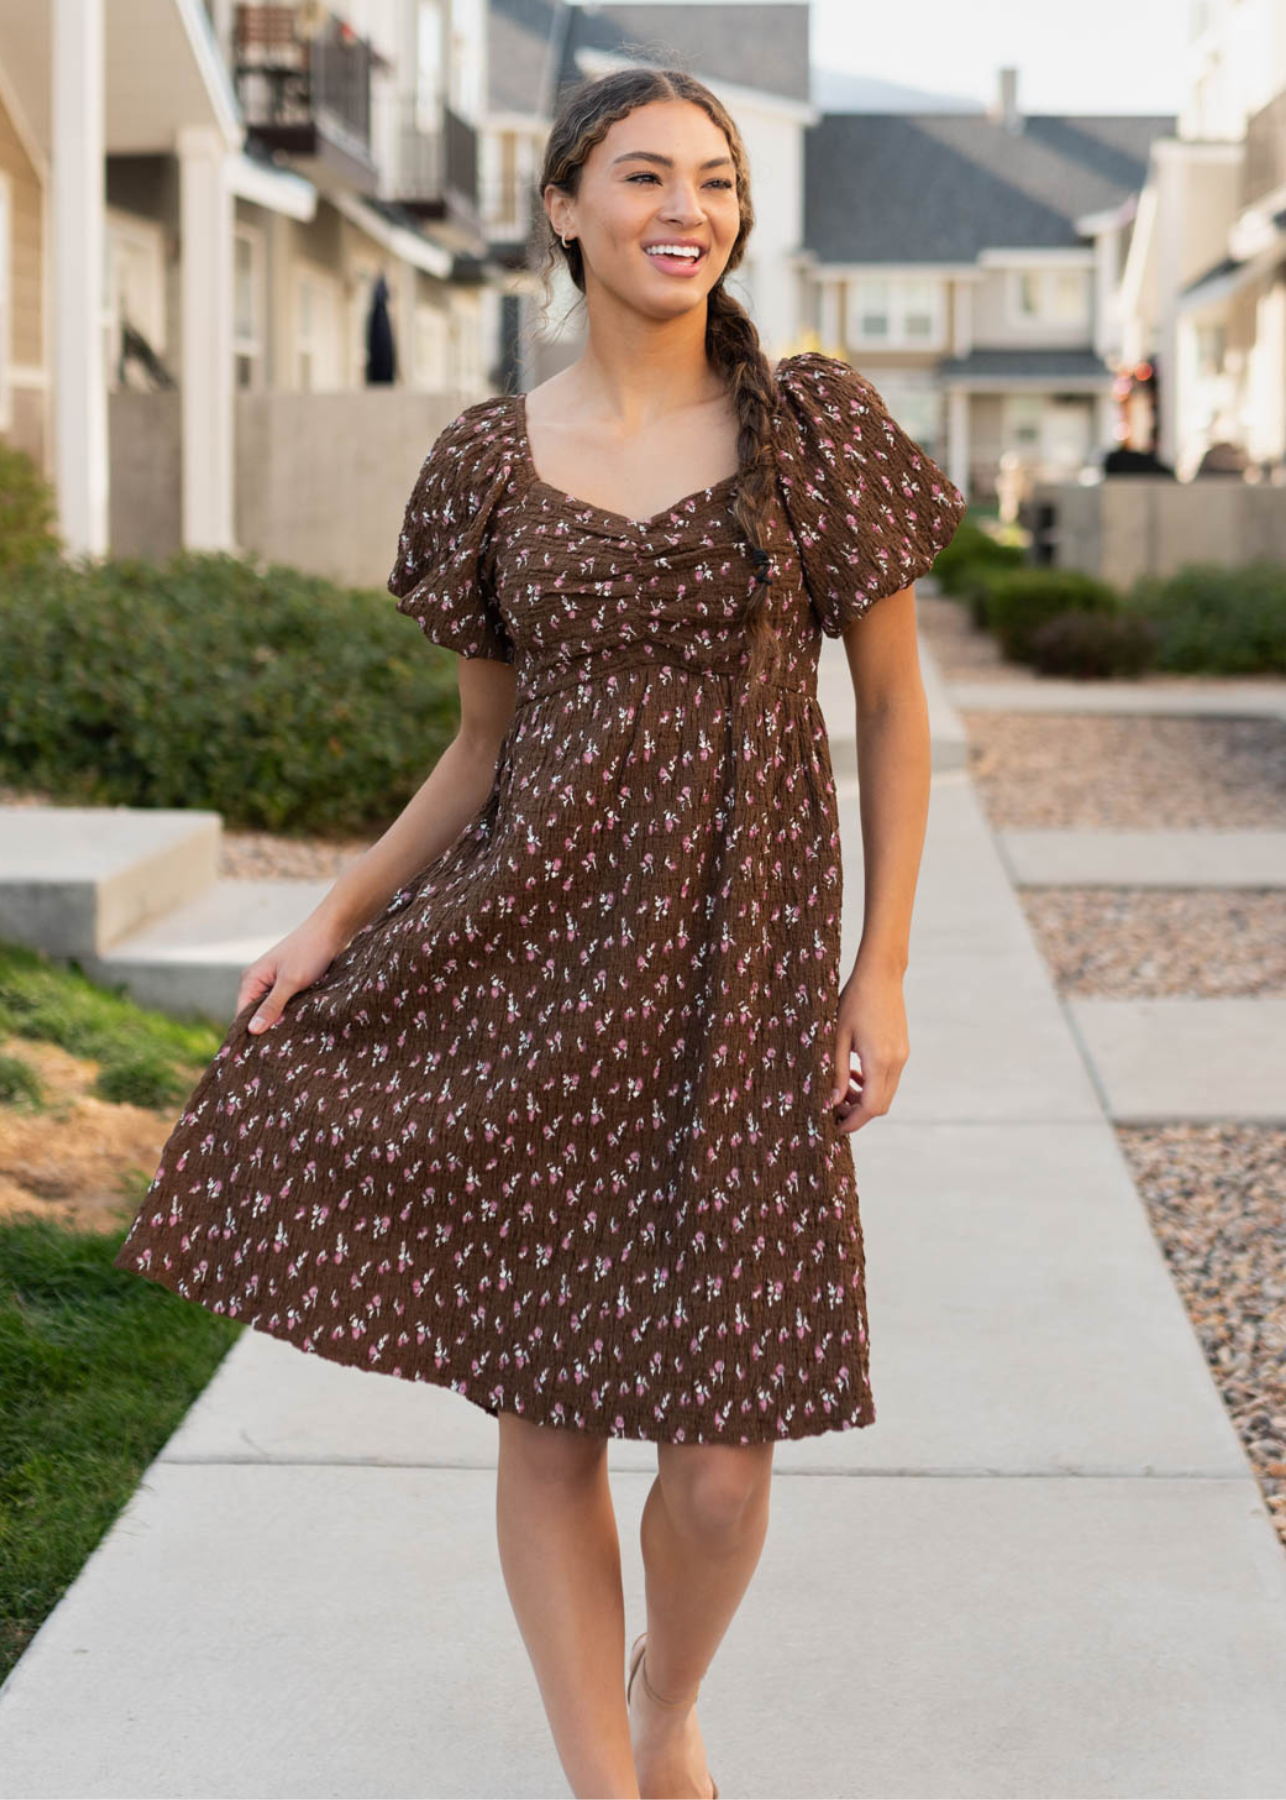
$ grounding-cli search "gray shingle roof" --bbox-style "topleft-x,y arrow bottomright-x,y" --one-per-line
550,4 -> 811,107
935,348 -> 1115,382
805,112 -> 1174,264
488,0 -> 563,117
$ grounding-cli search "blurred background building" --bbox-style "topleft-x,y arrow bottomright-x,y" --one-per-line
0,0 -> 1280,574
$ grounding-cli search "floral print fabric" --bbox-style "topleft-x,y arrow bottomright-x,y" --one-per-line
113,353 -> 966,1444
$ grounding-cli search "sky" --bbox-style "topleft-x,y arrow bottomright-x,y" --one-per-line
815,0 -> 1190,114
618,0 -> 1192,116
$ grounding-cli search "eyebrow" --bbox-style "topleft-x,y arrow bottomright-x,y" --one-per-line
611,151 -> 734,170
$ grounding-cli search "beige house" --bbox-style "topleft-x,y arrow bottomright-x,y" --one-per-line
797,65 -> 1173,500
1120,0 -> 1286,478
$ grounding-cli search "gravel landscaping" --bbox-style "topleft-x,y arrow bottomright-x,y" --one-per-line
1119,1123 -> 1286,1545
960,711 -> 1286,829
1022,889 -> 1286,997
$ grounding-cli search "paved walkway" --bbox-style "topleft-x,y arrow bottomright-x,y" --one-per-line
3,634 -> 1286,1797
946,674 -> 1286,719
997,826 -> 1286,888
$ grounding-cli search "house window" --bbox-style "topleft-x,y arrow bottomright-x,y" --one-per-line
1008,267 -> 1089,327
875,378 -> 941,460
234,224 -> 264,391
855,278 -> 890,340
295,265 -> 342,391
105,209 -> 167,391
416,0 -> 442,131
449,0 -> 484,122
848,275 -> 944,348
903,277 -> 936,340
1006,394 -> 1043,450
1196,322 -> 1226,376
1050,270 -> 1086,323
414,301 -> 449,389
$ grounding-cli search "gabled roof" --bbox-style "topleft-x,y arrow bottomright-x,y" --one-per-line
806,112 -> 1174,265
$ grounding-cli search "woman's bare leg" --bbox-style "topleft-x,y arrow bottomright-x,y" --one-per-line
631,1442 -> 775,1798
496,1412 -> 638,1799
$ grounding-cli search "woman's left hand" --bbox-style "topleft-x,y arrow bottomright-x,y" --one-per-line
828,962 -> 910,1134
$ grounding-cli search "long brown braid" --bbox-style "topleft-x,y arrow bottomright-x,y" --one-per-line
530,66 -> 782,690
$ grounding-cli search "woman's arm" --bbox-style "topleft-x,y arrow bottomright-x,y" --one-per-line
829,585 -> 931,1133
240,657 -> 517,1032
316,657 -> 517,939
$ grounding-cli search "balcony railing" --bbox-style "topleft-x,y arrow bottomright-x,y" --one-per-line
390,94 -> 479,222
234,3 -> 373,165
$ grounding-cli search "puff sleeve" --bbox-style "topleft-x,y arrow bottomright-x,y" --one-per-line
386,401 -> 515,662
773,352 -> 967,636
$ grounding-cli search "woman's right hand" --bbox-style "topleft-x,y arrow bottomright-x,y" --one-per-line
237,912 -> 354,1034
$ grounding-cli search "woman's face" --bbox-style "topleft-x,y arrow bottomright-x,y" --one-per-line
547,100 -> 742,317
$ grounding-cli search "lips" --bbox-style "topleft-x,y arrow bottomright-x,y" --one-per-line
642,244 -> 708,275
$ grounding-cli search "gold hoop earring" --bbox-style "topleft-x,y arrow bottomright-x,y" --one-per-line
559,231 -> 575,248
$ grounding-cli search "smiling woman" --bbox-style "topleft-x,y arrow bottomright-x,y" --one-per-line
109,61 -> 966,1800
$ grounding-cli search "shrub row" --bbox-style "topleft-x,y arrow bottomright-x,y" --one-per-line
934,517 -> 1286,678
1,544 -> 463,837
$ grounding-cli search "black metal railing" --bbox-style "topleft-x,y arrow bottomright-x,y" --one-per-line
390,94 -> 479,213
233,3 -> 372,152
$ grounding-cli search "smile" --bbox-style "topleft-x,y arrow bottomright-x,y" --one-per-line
642,244 -> 708,276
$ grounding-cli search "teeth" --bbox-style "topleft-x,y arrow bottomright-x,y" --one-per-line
646,245 -> 701,259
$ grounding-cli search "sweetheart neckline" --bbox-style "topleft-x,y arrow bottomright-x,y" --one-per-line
511,392 -> 741,532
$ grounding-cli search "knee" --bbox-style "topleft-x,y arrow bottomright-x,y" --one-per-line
659,1449 -> 770,1542
498,1413 -> 608,1490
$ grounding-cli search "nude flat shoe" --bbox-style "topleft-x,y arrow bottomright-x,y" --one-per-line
627,1629 -> 719,1799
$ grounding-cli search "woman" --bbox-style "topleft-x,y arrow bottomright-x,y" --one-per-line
114,67 -> 966,1800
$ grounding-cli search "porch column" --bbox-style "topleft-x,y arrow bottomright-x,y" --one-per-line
948,385 -> 971,501
177,125 -> 234,549
51,0 -> 107,555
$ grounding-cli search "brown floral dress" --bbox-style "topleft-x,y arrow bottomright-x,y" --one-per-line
113,352 -> 966,1445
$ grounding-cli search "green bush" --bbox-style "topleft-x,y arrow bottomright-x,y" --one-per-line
0,549 -> 464,836
1126,559 -> 1286,674
932,520 -> 1026,597
1028,610 -> 1162,679
0,441 -> 61,572
982,568 -> 1122,662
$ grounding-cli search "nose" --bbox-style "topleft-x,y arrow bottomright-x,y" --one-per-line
660,195 -> 706,227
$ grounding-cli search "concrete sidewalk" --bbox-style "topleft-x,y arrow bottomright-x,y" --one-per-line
2,633 -> 1285,1798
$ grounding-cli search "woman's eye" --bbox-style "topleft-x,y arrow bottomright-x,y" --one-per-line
627,173 -> 733,190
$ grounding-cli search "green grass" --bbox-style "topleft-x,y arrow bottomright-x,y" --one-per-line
0,939 -> 222,1106
0,941 -> 239,1687
0,1207 -> 242,1686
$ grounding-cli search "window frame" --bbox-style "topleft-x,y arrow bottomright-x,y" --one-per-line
846,273 -> 947,350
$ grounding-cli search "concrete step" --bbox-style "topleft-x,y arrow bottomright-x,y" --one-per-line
0,805 -> 222,957
79,877 -> 335,1022
998,827 -> 1286,888
1066,995 -> 1286,1123
946,676 -> 1286,719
